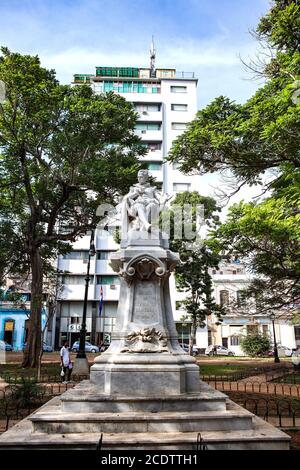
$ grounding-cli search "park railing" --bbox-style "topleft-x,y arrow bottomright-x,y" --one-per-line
202,377 -> 300,397
0,372 -> 89,385
0,379 -> 81,432
200,364 -> 294,383
227,393 -> 300,428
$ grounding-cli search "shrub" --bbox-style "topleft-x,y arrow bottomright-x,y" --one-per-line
240,333 -> 271,357
10,377 -> 46,407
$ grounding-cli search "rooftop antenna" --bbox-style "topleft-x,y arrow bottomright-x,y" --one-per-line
150,35 -> 156,78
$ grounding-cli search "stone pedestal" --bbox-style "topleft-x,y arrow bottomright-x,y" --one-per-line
90,236 -> 200,396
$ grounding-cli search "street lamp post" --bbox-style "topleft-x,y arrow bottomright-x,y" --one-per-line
270,313 -> 280,364
73,229 -> 96,375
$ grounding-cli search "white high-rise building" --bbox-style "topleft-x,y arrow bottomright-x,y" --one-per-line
54,53 -> 202,349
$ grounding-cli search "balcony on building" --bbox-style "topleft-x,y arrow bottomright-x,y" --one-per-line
58,252 -> 96,275
139,141 -> 163,161
96,251 -> 118,275
135,122 -> 163,141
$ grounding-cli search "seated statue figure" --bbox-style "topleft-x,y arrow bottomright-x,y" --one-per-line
121,169 -> 170,238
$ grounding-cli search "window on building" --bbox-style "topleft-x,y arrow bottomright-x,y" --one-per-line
142,142 -> 162,151
171,122 -> 187,130
220,290 -> 229,306
295,326 -> 300,340
173,183 -> 191,192
230,336 -> 239,346
97,251 -> 115,260
96,275 -> 120,285
147,162 -> 162,171
247,324 -> 259,335
135,103 -> 161,112
135,123 -> 161,131
171,104 -> 188,111
237,290 -> 247,307
262,324 -> 269,336
176,322 -> 190,345
62,275 -> 94,285
103,80 -> 161,94
171,86 -> 187,93
62,251 -> 89,260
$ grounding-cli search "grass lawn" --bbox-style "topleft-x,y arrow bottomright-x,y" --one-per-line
0,362 -> 61,378
199,363 -> 256,376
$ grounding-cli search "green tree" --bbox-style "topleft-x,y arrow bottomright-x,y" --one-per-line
167,192 -> 225,355
240,333 -> 271,358
0,48 -> 144,367
168,1 -> 300,316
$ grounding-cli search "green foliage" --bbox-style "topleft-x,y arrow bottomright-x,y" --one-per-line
214,179 -> 300,312
240,334 -> 271,357
9,377 -> 45,407
0,47 -> 144,366
0,48 -> 143,271
168,192 -> 225,344
168,2 -> 300,315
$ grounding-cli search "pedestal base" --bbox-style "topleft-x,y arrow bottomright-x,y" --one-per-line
72,357 -> 89,376
90,353 -> 200,396
0,380 -> 290,450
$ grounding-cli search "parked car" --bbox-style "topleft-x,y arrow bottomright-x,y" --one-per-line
71,341 -> 99,353
23,342 -> 53,353
268,345 -> 293,357
180,343 -> 200,356
205,345 -> 235,356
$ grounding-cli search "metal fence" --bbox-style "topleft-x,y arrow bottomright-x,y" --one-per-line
229,394 -> 300,428
200,366 -> 295,383
1,372 -> 89,385
0,372 -> 90,433
204,378 -> 300,397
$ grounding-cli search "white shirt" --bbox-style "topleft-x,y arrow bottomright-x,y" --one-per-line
60,346 -> 70,367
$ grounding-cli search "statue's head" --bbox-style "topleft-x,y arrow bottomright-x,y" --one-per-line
137,169 -> 149,184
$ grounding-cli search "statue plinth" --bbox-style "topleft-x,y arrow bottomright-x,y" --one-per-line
90,236 -> 200,396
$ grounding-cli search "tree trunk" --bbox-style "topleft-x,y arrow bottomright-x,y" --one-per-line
22,248 -> 43,368
189,316 -> 197,356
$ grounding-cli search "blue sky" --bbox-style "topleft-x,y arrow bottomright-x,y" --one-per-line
0,0 -> 270,107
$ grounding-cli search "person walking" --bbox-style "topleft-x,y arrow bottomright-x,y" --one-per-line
60,341 -> 71,383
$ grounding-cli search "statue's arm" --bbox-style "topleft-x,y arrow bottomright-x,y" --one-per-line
125,187 -> 139,201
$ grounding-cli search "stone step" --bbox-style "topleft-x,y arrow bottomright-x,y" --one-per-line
60,382 -> 228,414
0,416 -> 290,450
31,408 -> 253,434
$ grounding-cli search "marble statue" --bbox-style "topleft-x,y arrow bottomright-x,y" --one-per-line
120,169 -> 171,238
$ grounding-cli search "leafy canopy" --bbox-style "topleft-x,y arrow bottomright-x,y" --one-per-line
168,1 -> 300,315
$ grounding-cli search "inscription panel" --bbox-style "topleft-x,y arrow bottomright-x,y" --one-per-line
132,280 -> 159,323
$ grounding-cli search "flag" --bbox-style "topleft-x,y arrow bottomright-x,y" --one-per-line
99,286 -> 104,317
